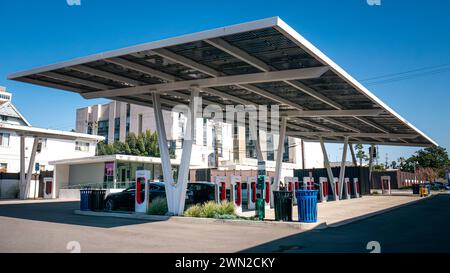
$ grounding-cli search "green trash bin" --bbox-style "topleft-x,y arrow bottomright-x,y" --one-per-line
256,199 -> 265,220
273,191 -> 293,221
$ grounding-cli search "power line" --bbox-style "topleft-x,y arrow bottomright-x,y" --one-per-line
361,62 -> 450,86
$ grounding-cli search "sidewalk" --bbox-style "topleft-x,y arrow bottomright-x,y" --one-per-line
240,194 -> 430,226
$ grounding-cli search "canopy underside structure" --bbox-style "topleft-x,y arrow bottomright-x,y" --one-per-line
8,17 -> 437,147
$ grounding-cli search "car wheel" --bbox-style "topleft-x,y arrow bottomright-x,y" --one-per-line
105,199 -> 115,211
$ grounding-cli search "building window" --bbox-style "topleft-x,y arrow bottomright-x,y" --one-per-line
0,133 -> 10,147
97,120 -> 109,143
75,141 -> 90,152
245,126 -> 257,159
1,115 -> 7,122
212,125 -> 223,157
266,134 -> 274,161
114,117 -> 120,142
0,163 -> 7,173
138,114 -> 143,134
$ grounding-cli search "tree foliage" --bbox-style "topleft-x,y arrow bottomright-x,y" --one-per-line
400,146 -> 449,178
96,130 -> 175,158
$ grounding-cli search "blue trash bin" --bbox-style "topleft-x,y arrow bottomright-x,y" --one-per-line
80,189 -> 91,211
296,190 -> 318,223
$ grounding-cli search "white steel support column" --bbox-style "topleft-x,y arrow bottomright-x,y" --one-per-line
24,137 -> 39,200
273,117 -> 287,191
320,137 -> 335,197
368,144 -> 375,187
338,137 -> 349,199
349,143 -> 358,167
19,135 -> 26,199
174,88 -> 199,215
152,93 -> 176,214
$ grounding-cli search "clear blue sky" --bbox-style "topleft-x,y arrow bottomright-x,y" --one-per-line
1,0 -> 449,164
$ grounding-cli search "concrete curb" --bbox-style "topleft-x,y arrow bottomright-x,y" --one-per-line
327,194 -> 436,228
74,210 -> 327,231
74,210 -> 170,221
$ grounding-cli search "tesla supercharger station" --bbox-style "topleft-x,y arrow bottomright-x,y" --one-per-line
214,176 -> 227,203
344,178 -> 351,199
332,177 -> 339,201
230,176 -> 242,213
381,176 -> 391,195
43,177 -> 53,199
303,177 -> 314,190
247,176 -> 257,210
284,176 -> 295,204
319,177 -> 328,202
353,178 -> 361,198
293,177 -> 299,205
264,176 -> 271,208
135,170 -> 151,213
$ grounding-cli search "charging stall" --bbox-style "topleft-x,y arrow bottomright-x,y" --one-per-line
293,177 -> 299,204
43,177 -> 53,199
319,177 -> 328,202
264,176 -> 271,208
247,176 -> 257,210
135,170 -> 151,213
353,178 -> 361,198
214,176 -> 227,203
303,177 -> 314,190
381,176 -> 391,195
230,175 -> 243,213
344,178 -> 351,199
332,177 -> 339,201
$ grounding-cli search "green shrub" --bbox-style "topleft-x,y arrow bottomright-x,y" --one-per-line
147,197 -> 168,215
184,204 -> 203,217
183,201 -> 236,218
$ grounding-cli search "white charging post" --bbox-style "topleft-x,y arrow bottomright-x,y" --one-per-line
344,178 -> 351,199
284,176 -> 295,204
247,176 -> 257,210
353,178 -> 361,198
135,170 -> 151,213
332,177 -> 339,201
319,177 -> 328,202
43,177 -> 53,199
214,176 -> 227,203
230,175 -> 243,213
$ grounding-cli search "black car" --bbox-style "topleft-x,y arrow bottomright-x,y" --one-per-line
104,182 -> 215,211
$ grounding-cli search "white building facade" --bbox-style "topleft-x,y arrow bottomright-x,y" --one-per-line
0,87 -> 100,174
76,101 -> 324,178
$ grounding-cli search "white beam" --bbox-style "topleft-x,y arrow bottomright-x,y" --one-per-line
70,65 -> 143,86
151,48 -> 221,77
152,93 -> 176,214
174,88 -> 198,215
24,137 -> 39,200
299,137 -> 430,148
320,137 -> 336,198
105,57 -> 178,82
39,72 -> 111,90
286,131 -> 418,139
19,135 -> 26,199
81,66 -> 330,99
349,143 -> 358,166
338,136 -> 349,199
273,117 -> 287,191
205,38 -> 272,72
281,109 -> 383,117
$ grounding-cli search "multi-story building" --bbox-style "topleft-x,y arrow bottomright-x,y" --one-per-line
76,101 -> 324,179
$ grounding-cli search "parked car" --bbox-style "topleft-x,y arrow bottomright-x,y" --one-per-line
430,182 -> 450,191
104,182 -> 215,211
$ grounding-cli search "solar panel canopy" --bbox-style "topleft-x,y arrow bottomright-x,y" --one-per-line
8,17 -> 437,147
